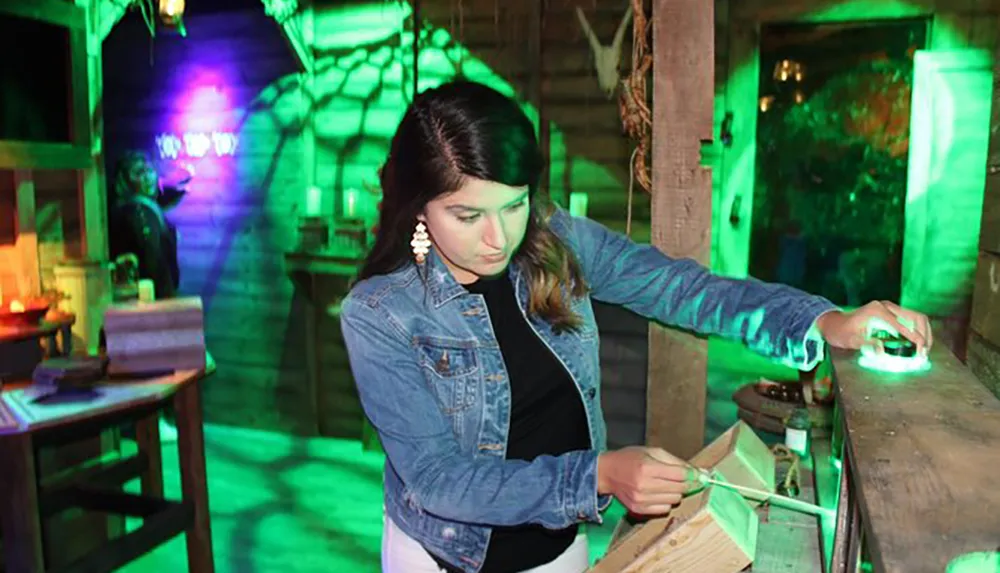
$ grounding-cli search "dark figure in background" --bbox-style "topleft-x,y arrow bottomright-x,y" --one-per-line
777,220 -> 807,289
106,150 -> 190,442
107,151 -> 188,300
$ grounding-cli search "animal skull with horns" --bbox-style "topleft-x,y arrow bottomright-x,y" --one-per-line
575,4 -> 634,99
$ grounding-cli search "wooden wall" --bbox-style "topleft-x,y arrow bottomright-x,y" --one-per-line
968,46 -> 1000,397
103,11 -> 312,433
0,174 -> 15,297
96,0 -> 1000,445
309,0 -> 654,445
0,170 -> 84,300
310,0 -> 649,239
712,0 -> 1000,363
100,1 -> 650,440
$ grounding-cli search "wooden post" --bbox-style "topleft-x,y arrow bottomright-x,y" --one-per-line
76,0 -> 109,261
645,0 -> 715,458
527,0 -> 549,198
968,27 -> 1000,396
12,170 -> 40,297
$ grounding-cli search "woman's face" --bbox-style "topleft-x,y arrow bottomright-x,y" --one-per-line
128,160 -> 159,197
419,178 -> 531,284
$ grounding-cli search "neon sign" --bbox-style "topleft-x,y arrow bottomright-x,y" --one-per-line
156,131 -> 239,160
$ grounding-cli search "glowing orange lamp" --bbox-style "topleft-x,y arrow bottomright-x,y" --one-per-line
159,0 -> 186,35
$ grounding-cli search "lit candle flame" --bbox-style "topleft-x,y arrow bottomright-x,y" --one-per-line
10,300 -> 25,313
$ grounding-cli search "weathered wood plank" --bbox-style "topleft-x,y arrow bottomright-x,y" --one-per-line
646,0 -> 715,459
980,57 -> 1000,255
749,452 -> 824,572
731,0 -> 942,21
12,171 -> 40,296
832,343 -> 1000,573
984,174 -> 1000,255
967,330 -> 1000,398
970,250 -> 1000,348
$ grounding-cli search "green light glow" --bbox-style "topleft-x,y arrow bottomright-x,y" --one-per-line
946,552 -> 1000,573
305,3 -> 632,237
857,346 -> 930,373
714,1 -> 994,320
312,2 -> 412,50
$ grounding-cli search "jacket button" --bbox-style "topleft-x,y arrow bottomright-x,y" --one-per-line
442,527 -> 457,539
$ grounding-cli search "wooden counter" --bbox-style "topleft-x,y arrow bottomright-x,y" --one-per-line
284,249 -> 365,440
0,369 -> 214,572
830,342 -> 1000,573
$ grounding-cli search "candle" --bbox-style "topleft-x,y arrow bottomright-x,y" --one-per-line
343,188 -> 360,219
305,186 -> 322,217
569,192 -> 588,217
138,279 -> 156,302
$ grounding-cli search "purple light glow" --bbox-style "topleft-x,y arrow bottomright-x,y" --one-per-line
155,131 -> 238,159
156,68 -> 241,161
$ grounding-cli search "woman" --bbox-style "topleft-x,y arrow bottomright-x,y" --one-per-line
340,81 -> 930,573
107,150 -> 188,301
106,151 -> 202,443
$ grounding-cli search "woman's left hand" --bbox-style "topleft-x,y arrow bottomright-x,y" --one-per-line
814,300 -> 932,355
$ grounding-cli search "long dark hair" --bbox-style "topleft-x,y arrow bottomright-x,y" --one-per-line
359,81 -> 587,331
109,150 -> 152,206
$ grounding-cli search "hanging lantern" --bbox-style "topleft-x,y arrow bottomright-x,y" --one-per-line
159,0 -> 186,35
773,59 -> 805,83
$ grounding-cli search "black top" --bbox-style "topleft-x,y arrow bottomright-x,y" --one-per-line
432,272 -> 591,572
107,195 -> 180,299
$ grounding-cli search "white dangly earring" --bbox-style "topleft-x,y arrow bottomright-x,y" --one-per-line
411,221 -> 431,264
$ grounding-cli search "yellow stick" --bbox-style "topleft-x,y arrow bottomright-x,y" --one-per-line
698,473 -> 833,518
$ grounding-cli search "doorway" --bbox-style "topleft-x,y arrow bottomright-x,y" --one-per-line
748,19 -> 927,306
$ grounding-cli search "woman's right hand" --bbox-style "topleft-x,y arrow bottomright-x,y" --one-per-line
597,446 -> 700,516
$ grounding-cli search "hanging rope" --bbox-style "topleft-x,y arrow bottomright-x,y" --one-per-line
457,0 -> 466,77
619,0 -> 652,198
771,444 -> 802,494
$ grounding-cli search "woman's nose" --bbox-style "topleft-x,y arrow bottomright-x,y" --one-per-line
482,216 -> 507,250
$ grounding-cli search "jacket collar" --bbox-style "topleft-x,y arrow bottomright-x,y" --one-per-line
422,248 -> 524,308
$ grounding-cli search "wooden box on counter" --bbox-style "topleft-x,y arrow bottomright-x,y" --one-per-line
589,484 -> 758,573
103,297 -> 206,375
690,421 -> 775,505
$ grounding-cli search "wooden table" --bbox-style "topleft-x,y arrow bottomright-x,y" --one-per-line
0,314 -> 76,382
0,369 -> 214,573
829,342 -> 1000,573
0,313 -> 74,348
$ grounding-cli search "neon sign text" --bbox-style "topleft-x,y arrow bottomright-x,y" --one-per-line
156,131 -> 239,159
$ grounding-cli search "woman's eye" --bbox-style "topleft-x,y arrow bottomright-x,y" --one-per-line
457,214 -> 480,223
506,202 -> 525,212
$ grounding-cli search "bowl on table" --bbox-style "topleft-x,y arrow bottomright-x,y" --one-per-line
0,299 -> 51,328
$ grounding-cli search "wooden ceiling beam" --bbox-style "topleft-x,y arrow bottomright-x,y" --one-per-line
262,0 -> 314,73
0,0 -> 85,29
97,0 -> 133,41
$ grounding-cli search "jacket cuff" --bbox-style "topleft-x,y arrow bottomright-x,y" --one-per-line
778,300 -> 839,371
566,450 -> 605,524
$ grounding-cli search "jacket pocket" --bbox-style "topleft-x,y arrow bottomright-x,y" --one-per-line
415,337 -> 479,414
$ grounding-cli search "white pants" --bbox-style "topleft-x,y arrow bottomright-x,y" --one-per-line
382,517 -> 590,573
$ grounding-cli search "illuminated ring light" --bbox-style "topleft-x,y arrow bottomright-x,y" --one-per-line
945,552 -> 1000,573
858,345 -> 930,373
856,317 -> 931,374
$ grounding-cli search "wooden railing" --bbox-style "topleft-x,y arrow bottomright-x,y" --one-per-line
829,341 -> 1000,573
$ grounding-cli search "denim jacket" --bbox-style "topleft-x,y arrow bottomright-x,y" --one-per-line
339,207 -> 836,572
